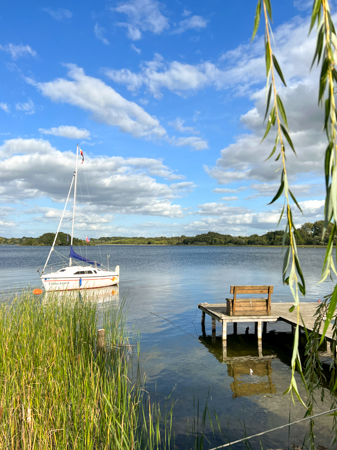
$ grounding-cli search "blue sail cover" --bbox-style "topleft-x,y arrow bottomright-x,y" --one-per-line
69,246 -> 101,266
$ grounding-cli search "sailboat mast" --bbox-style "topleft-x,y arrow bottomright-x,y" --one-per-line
69,144 -> 79,267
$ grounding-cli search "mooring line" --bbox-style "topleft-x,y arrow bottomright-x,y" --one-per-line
209,407 -> 337,449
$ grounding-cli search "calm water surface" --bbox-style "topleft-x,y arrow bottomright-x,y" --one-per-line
0,245 -> 335,448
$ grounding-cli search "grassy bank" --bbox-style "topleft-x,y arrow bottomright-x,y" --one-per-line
0,292 -> 173,449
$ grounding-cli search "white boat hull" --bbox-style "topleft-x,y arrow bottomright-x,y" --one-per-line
40,265 -> 119,292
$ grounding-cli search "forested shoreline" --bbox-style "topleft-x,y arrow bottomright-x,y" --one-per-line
0,220 -> 333,246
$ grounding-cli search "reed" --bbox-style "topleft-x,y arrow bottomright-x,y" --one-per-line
0,291 -> 173,449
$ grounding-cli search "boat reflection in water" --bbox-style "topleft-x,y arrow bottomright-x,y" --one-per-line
43,285 -> 119,306
199,333 -> 277,399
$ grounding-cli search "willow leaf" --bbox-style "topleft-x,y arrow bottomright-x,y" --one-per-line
277,203 -> 285,227
264,83 -> 272,121
252,0 -> 261,41
272,55 -> 287,86
289,189 -> 303,213
280,124 -> 296,155
261,106 -> 274,142
310,0 -> 322,32
294,254 -> 305,293
264,0 -> 272,21
324,142 -> 333,189
332,168 -> 337,223
320,285 -> 337,344
265,39 -> 271,76
311,23 -> 324,68
268,180 -> 284,205
276,95 -> 288,128
282,245 -> 291,277
265,145 -> 277,161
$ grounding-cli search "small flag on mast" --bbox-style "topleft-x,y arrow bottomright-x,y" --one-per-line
80,149 -> 84,164
86,236 -> 90,243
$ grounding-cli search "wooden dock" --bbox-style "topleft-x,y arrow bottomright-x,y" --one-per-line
198,302 -> 334,356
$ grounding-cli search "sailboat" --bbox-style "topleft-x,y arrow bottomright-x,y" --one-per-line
40,145 -> 119,292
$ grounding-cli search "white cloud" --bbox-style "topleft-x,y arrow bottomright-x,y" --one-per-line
213,187 -> 246,193
39,126 -> 91,139
0,138 -> 186,218
131,43 -> 141,54
15,99 -> 35,114
168,117 -> 199,134
0,103 -> 10,113
0,44 -> 36,60
220,196 -> 238,201
173,15 -> 208,34
170,136 -> 209,151
114,0 -> 169,40
28,65 -> 167,140
94,23 -> 110,45
43,8 -> 72,21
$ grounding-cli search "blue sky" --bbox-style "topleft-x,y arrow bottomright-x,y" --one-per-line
0,0 -> 327,238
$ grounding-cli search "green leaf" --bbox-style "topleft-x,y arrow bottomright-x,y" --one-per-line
294,254 -> 306,294
265,145 -> 277,161
309,0 -> 322,33
311,22 -> 324,68
264,0 -> 272,21
277,203 -> 285,227
298,282 -> 305,295
252,0 -> 261,41
289,189 -> 303,213
264,83 -> 272,121
324,142 -> 333,189
277,95 -> 288,129
282,245 -> 291,277
320,285 -> 337,343
319,58 -> 329,104
268,180 -> 284,205
261,106 -> 274,142
280,124 -> 296,155
265,39 -> 271,76
272,55 -> 287,86
289,305 -> 295,312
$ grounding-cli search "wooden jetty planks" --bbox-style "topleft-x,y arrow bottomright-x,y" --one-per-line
198,302 -> 335,341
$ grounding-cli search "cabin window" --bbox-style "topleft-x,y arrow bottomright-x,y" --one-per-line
74,271 -> 85,275
94,270 -> 97,274
59,269 -> 66,272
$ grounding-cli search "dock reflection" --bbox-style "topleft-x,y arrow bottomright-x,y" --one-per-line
43,285 -> 119,305
199,334 -> 277,398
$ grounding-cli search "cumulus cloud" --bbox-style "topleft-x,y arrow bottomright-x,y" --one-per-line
114,0 -> 169,40
173,15 -> 208,34
170,136 -> 209,151
0,44 -> 36,60
131,43 -> 141,54
0,138 -> 187,218
94,23 -> 110,45
39,126 -> 91,139
0,103 -> 10,113
104,15 -> 320,100
28,65 -> 167,140
16,99 -> 35,114
220,196 -> 238,201
168,117 -> 199,134
43,8 -> 72,20
213,187 -> 246,193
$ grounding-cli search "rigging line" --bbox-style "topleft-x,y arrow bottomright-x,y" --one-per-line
149,312 -> 199,340
208,407 -> 337,450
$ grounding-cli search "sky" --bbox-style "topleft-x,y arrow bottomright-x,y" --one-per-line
0,0 -> 330,239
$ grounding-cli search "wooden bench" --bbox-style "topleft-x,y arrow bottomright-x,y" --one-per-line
226,285 -> 273,316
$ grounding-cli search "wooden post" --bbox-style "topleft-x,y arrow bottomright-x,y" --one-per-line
212,318 -> 216,342
233,286 -> 236,315
258,339 -> 263,358
97,329 -> 105,352
201,311 -> 206,336
257,321 -> 262,340
222,321 -> 227,341
222,339 -> 227,360
233,322 -> 237,335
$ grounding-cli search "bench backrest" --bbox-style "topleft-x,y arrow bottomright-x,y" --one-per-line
230,285 -> 273,294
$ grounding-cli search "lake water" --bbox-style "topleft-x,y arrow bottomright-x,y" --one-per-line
0,245 -> 335,448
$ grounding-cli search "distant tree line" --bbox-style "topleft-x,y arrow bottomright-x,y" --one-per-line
0,221 -> 333,247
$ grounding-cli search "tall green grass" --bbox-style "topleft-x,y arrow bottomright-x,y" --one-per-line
0,292 -> 173,449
